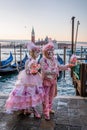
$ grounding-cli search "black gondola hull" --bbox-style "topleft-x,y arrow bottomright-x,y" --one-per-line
0,54 -> 28,76
0,66 -> 18,76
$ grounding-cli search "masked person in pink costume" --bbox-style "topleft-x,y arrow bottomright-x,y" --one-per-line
5,42 -> 44,119
40,41 -> 73,120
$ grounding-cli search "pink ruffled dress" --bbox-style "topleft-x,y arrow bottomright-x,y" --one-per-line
5,59 -> 44,113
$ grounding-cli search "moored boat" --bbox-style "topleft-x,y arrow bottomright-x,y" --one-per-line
57,54 -> 64,81
0,54 -> 28,76
0,52 -> 13,68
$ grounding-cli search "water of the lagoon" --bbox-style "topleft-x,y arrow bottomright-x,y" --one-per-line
0,40 -> 87,96
0,47 -> 76,96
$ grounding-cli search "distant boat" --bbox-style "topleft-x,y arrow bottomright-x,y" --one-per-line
0,54 -> 28,76
0,52 -> 13,68
66,49 -> 87,55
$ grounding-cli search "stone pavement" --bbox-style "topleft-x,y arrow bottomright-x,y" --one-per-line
0,95 -> 87,130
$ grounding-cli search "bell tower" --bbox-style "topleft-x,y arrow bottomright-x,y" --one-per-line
31,27 -> 35,43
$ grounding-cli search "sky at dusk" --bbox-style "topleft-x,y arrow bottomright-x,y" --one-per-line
0,0 -> 87,42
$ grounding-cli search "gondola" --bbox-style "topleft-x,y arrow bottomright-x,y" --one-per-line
0,65 -> 18,76
0,52 -> 13,68
37,53 -> 43,64
0,54 -> 28,76
57,54 -> 64,81
57,54 -> 64,65
12,53 -> 28,70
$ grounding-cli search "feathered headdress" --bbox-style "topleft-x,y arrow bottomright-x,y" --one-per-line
42,39 -> 54,52
27,42 -> 40,52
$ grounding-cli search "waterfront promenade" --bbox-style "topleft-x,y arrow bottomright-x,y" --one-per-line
0,95 -> 87,130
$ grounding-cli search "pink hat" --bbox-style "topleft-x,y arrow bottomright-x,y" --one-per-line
42,42 -> 54,52
27,42 -> 40,52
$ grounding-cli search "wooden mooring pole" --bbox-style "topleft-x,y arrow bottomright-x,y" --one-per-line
20,44 -> 22,67
71,16 -> 75,54
64,47 -> 66,78
71,16 -> 75,77
14,44 -> 16,63
81,46 -> 83,58
74,21 -> 80,52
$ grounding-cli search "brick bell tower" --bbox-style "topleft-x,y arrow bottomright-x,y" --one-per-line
31,27 -> 35,43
